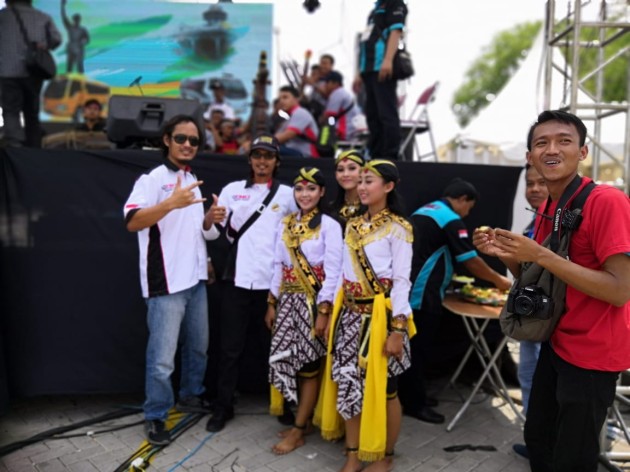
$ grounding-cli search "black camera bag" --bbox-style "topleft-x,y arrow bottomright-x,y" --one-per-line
500,177 -> 596,341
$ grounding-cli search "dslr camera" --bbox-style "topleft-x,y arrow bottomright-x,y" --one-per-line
506,285 -> 554,320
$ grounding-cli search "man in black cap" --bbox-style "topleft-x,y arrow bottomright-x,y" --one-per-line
206,133 -> 297,432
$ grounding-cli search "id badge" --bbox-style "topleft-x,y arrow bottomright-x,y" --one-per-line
361,24 -> 373,41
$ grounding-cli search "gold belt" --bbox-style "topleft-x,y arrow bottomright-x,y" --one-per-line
280,281 -> 307,294
343,292 -> 375,314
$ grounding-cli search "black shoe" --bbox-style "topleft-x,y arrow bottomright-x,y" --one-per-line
277,407 -> 295,426
176,396 -> 212,414
425,397 -> 439,407
405,406 -> 445,424
145,420 -> 171,446
512,443 -> 529,459
206,407 -> 234,432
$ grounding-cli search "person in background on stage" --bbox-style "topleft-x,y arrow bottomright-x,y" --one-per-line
512,163 -> 549,460
123,115 -> 219,445
355,0 -> 406,160
321,71 -> 359,142
399,178 -> 512,425
317,159 -> 415,472
275,85 -> 320,158
330,149 -> 365,227
474,110 -> 630,472
265,167 -> 343,455
212,118 -> 240,155
0,0 -> 61,148
205,79 -> 235,120
207,133 -> 298,433
304,54 -> 334,121
75,99 -> 105,132
203,106 -> 225,151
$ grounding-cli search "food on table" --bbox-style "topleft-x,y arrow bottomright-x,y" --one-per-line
452,275 -> 475,285
459,284 -> 508,306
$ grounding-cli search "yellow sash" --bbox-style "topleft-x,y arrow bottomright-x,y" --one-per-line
313,290 -> 345,440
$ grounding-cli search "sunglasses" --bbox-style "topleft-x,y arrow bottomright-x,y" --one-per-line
172,134 -> 200,147
250,150 -> 277,160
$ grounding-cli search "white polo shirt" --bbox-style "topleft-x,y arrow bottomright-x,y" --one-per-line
124,161 -> 219,298
218,178 -> 297,290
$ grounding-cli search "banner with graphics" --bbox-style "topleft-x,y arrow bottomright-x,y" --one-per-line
30,0 -> 273,121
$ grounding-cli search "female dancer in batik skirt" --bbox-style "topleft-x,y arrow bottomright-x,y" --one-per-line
322,159 -> 415,472
265,167 -> 343,454
330,150 -> 365,226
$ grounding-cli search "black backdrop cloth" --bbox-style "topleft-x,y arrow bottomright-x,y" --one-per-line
0,148 -> 521,405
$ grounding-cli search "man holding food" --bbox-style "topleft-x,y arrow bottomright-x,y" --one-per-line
398,178 -> 511,424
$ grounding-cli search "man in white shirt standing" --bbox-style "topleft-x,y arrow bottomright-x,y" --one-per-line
207,133 -> 297,432
124,115 -> 220,446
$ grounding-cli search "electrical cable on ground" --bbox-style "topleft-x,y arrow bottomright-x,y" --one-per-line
51,420 -> 146,439
0,408 -> 140,457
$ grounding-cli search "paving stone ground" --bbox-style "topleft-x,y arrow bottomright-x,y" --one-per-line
2,353 -> 629,471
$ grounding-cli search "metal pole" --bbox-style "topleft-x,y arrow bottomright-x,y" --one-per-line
569,0 -> 582,115
591,0 -> 606,182
543,0 -> 556,110
624,56 -> 630,194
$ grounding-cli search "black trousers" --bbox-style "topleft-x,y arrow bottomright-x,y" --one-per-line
525,342 -> 618,472
362,72 -> 400,160
215,283 -> 270,411
398,303 -> 441,411
0,77 -> 44,148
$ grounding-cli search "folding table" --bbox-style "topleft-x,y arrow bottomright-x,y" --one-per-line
443,294 -> 525,432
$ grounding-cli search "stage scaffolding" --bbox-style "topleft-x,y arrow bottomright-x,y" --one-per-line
543,0 -> 630,193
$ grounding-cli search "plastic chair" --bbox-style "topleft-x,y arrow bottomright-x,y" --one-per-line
398,81 -> 439,161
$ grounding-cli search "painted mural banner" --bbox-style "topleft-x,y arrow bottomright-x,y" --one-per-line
33,0 -> 273,122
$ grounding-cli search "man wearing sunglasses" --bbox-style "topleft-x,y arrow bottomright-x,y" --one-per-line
206,133 -> 297,432
124,115 -> 220,446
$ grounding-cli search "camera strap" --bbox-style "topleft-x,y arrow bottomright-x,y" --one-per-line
550,175 -> 584,253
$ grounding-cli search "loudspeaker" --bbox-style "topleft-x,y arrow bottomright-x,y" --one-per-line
106,95 -> 204,145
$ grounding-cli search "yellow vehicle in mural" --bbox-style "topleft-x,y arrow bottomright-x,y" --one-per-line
43,74 -> 110,121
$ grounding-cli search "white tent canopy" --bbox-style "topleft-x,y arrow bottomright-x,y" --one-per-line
447,30 -> 628,167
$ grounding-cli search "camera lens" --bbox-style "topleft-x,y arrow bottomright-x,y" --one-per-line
514,294 -> 536,316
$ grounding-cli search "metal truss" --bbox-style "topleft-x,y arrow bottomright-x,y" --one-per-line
543,0 -> 630,192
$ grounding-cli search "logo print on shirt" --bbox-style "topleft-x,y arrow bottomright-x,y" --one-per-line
161,184 -> 175,192
233,195 -> 251,201
458,229 -> 468,239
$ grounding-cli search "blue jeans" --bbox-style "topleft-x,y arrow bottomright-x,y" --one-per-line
518,340 -> 541,414
144,281 -> 209,421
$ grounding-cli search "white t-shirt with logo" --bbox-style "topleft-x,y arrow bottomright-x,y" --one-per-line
124,163 -> 219,298
217,179 -> 297,290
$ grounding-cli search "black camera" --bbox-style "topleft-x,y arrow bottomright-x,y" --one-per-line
506,285 -> 554,320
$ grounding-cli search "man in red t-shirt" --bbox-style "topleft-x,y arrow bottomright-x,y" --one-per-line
474,110 -> 630,472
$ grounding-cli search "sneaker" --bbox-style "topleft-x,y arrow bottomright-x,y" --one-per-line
175,396 -> 212,414
145,420 -> 171,446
